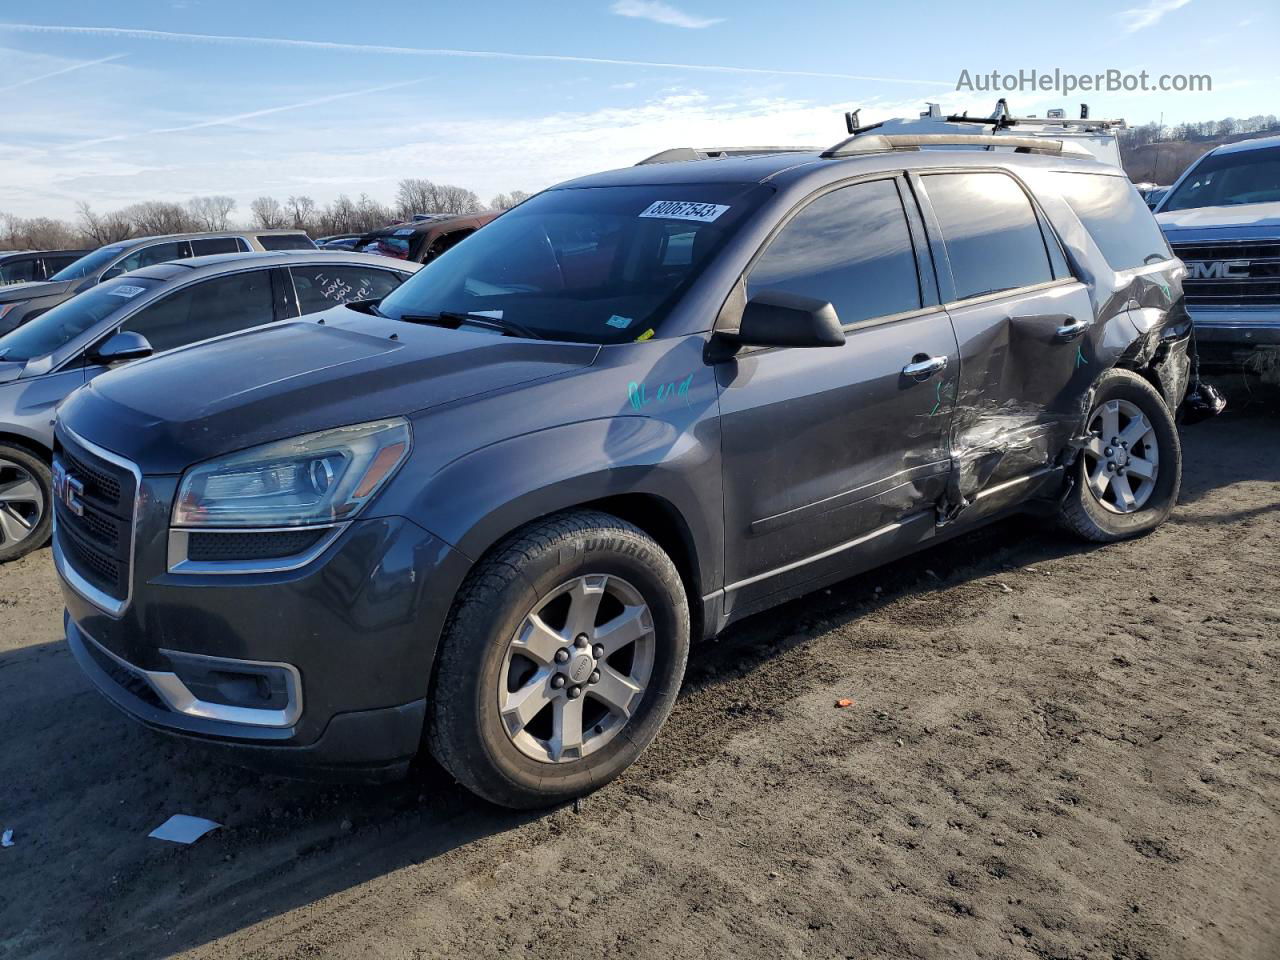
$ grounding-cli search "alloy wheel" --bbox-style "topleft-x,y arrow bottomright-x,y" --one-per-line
499,574 -> 655,764
1082,398 -> 1160,514
0,457 -> 44,548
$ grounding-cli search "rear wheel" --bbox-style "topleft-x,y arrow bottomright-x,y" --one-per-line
0,444 -> 51,563
427,510 -> 689,809
1059,369 -> 1181,542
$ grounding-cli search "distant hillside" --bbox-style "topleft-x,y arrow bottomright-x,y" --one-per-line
1119,118 -> 1280,186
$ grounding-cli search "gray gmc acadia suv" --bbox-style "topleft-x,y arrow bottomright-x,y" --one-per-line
54,134 -> 1212,808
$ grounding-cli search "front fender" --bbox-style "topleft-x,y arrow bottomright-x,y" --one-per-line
407,414 -> 724,597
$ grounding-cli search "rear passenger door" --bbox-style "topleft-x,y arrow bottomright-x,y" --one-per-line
716,176 -> 959,612
288,264 -> 407,316
913,170 -> 1094,504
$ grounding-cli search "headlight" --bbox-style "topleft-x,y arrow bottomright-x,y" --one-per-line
173,419 -> 411,528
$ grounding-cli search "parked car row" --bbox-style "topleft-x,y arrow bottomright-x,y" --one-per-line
0,250 -> 417,561
41,129 -> 1226,810
0,229 -> 314,334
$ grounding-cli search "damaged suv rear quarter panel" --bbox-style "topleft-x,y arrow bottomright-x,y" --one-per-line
928,163 -> 1193,515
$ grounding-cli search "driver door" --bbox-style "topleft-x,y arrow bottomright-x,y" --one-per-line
716,176 -> 958,618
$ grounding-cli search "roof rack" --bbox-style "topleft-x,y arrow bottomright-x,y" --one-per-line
636,146 -> 816,165
946,98 -> 1126,131
821,133 -> 1093,159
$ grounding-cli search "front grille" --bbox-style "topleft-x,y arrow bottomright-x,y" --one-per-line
187,529 -> 326,563
1172,240 -> 1280,307
54,433 -> 137,605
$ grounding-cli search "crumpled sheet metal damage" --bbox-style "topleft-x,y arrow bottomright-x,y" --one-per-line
932,205 -> 1214,526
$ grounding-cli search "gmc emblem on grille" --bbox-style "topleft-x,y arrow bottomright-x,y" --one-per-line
1189,260 -> 1250,279
52,461 -> 85,517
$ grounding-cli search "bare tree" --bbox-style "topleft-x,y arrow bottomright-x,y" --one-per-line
249,196 -> 287,229
395,178 -> 437,220
396,178 -> 483,218
490,190 -> 532,210
123,201 -> 197,236
285,195 -> 317,232
187,195 -> 237,231
75,202 -> 134,245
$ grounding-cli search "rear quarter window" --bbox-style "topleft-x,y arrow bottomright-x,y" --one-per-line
1050,173 -> 1171,271
257,234 -> 316,251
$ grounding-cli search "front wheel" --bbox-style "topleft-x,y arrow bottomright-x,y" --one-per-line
427,510 -> 690,809
0,444 -> 52,563
1059,368 -> 1182,542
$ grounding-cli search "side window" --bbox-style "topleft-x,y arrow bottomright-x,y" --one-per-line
121,270 -> 275,352
190,237 -> 246,256
0,257 -> 38,285
291,265 -> 404,315
39,254 -> 80,279
1049,173 -> 1171,271
924,173 -> 1054,300
109,240 -> 190,277
257,233 -> 316,251
747,178 -> 922,325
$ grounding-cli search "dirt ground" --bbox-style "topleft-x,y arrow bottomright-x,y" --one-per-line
1,394 -> 1278,960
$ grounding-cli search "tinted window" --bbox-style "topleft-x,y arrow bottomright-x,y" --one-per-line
925,173 -> 1054,300
748,178 -> 921,325
1051,173 -> 1170,270
190,237 -> 247,256
377,183 -> 770,344
1162,145 -> 1280,211
40,254 -> 83,278
49,244 -> 127,281
257,233 -> 316,251
0,257 -> 37,285
121,270 -> 274,353
109,240 -> 189,277
291,265 -> 404,314
0,277 -> 161,361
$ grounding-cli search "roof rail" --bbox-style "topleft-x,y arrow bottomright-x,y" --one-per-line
636,146 -> 817,165
821,133 -> 1093,159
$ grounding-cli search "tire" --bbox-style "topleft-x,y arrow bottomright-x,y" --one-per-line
1059,368 -> 1181,543
0,443 -> 52,563
427,510 -> 690,809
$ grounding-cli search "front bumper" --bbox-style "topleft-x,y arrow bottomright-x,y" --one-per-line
1188,307 -> 1280,367
58,501 -> 472,780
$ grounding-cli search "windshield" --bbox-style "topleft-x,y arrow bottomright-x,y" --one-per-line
377,183 -> 771,343
48,244 -> 127,281
1162,145 -> 1280,212
0,277 -> 160,361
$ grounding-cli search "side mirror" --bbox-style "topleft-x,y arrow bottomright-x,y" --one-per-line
728,289 -> 846,349
89,330 -> 153,365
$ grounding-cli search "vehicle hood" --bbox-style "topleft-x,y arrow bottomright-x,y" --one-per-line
1157,201 -> 1280,238
57,309 -> 601,473
0,278 -> 75,302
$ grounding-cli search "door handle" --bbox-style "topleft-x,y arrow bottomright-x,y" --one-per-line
902,354 -> 948,379
1054,318 -> 1091,341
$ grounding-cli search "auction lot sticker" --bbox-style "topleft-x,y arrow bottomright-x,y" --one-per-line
639,200 -> 729,222
106,285 -> 147,298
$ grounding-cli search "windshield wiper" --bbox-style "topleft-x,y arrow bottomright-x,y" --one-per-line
397,311 -> 543,340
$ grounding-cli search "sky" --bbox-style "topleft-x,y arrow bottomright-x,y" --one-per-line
0,0 -> 1275,220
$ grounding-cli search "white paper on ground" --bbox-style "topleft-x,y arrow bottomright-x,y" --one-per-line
149,815 -> 221,844
1,829 -> 13,847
